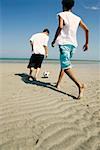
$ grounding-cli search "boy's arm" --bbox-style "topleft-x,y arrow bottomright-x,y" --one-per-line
30,40 -> 33,51
51,16 -> 64,47
43,46 -> 48,58
79,20 -> 89,51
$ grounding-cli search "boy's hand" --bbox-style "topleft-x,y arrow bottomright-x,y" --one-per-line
51,41 -> 55,47
83,44 -> 88,51
45,53 -> 48,58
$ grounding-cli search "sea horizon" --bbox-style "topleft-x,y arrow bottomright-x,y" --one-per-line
0,57 -> 100,64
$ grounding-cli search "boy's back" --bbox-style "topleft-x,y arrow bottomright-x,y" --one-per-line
30,32 -> 49,55
56,11 -> 81,47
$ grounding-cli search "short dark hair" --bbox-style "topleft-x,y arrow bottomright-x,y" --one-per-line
43,29 -> 50,34
62,0 -> 75,10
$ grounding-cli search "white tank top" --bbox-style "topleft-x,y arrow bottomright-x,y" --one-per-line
56,11 -> 81,47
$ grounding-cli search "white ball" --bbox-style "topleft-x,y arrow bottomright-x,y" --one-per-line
43,71 -> 50,78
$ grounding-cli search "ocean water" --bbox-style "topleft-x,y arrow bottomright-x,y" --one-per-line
0,58 -> 100,64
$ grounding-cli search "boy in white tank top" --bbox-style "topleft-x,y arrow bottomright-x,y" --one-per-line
52,0 -> 89,99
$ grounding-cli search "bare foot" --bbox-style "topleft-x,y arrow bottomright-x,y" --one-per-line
55,84 -> 60,89
78,84 -> 86,99
32,76 -> 37,81
27,75 -> 31,80
28,76 -> 37,81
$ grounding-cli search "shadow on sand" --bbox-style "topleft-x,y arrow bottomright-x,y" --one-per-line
15,73 -> 77,99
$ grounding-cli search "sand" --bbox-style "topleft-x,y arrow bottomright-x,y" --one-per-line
0,62 -> 100,150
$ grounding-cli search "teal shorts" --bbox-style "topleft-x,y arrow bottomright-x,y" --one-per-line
59,44 -> 76,70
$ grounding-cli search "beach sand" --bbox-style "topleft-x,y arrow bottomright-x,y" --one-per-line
0,62 -> 100,150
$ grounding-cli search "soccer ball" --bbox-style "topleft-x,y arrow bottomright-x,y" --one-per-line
43,71 -> 50,78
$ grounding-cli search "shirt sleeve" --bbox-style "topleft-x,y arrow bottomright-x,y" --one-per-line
57,12 -> 65,21
43,36 -> 49,46
77,16 -> 81,24
29,35 -> 34,42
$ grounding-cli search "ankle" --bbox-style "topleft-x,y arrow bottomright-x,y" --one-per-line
56,82 -> 59,87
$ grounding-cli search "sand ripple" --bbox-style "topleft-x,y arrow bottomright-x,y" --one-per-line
0,63 -> 100,150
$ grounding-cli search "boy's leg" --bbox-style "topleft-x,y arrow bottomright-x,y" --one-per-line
27,68 -> 33,80
56,69 -> 64,88
29,68 -> 32,76
34,67 -> 40,80
64,68 -> 85,99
